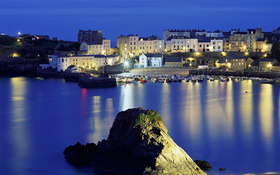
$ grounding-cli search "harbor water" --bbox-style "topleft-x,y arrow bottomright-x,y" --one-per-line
0,76 -> 280,175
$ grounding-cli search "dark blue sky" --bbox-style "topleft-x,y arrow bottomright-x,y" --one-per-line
1,0 -> 279,43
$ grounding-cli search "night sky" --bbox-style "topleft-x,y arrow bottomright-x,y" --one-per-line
1,0 -> 279,45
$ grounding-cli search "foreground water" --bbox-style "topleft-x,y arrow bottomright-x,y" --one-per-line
0,76 -> 280,175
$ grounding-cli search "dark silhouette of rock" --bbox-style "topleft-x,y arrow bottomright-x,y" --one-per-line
219,167 -> 227,171
64,108 -> 206,174
194,160 -> 212,171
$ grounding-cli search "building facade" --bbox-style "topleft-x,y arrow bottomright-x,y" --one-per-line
210,39 -> 223,52
231,57 -> 254,70
166,36 -> 198,52
229,33 -> 246,52
165,57 -> 182,67
117,34 -> 139,58
139,54 -> 163,68
48,54 -> 118,72
258,58 -> 278,71
80,39 -> 111,55
138,36 -> 164,54
78,30 -> 103,44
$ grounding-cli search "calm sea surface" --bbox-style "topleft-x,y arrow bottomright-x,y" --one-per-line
0,76 -> 280,175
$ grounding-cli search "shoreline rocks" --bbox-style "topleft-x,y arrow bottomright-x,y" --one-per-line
64,108 -> 206,174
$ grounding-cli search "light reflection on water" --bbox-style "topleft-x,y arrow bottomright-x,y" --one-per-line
1,77 -> 280,175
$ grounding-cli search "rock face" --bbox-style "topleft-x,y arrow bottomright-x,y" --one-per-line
64,108 -> 206,175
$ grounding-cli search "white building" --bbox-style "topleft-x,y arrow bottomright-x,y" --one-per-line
165,36 -> 198,52
139,54 -> 163,68
210,39 -> 223,52
48,54 -> 118,72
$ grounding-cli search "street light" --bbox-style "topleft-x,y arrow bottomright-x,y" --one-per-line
18,32 -> 21,36
124,61 -> 129,72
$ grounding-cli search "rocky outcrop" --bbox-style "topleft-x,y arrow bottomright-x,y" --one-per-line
64,108 -> 206,175
194,160 -> 212,171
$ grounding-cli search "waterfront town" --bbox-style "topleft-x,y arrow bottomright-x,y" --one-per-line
1,27 -> 280,76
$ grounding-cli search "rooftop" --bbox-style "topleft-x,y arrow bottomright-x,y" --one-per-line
165,57 -> 182,62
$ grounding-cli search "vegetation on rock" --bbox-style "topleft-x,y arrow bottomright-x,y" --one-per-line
135,109 -> 162,127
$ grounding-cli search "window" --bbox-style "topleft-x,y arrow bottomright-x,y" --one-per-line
213,42 -> 216,45
200,44 -> 202,47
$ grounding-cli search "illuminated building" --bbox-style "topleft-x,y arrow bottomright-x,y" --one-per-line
80,39 -> 111,55
138,36 -> 164,55
48,54 -> 119,72
117,34 -> 139,58
165,36 -> 198,52
139,54 -> 163,68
